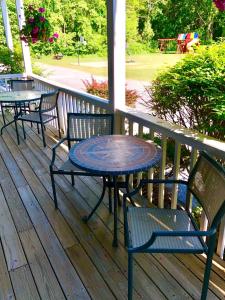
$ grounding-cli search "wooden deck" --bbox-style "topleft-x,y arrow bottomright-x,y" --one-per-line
0,116 -> 225,300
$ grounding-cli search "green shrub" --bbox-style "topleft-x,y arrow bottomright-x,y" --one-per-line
145,42 -> 225,140
83,76 -> 139,107
0,44 -> 24,73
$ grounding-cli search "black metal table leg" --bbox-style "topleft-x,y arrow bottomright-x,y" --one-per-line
82,176 -> 108,222
14,103 -> 21,145
0,102 -> 21,143
1,118 -> 16,135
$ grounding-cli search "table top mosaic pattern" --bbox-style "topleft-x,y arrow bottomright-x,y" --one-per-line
69,135 -> 161,176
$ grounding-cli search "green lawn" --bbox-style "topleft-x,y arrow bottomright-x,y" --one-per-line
33,53 -> 182,81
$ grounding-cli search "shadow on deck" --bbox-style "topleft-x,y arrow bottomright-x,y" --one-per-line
0,117 -> 224,300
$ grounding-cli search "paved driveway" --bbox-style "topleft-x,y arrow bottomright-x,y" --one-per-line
37,63 -> 150,109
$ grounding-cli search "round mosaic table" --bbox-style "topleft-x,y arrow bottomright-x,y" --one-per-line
0,91 -> 42,141
0,90 -> 42,104
69,135 -> 161,247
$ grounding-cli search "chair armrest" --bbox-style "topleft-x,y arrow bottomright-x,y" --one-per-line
123,179 -> 188,208
50,137 -> 68,168
130,229 -> 216,252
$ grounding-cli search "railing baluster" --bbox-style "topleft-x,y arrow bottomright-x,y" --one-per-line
137,124 -> 143,193
147,129 -> 155,203
158,135 -> 167,208
128,120 -> 134,187
217,217 -> 225,258
171,142 -> 181,209
186,148 -> 198,211
58,92 -> 65,134
200,212 -> 208,242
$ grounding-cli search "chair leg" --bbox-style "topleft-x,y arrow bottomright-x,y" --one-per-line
50,168 -> 58,209
14,118 -> 20,145
37,123 -> 40,134
128,253 -> 133,300
22,120 -> 26,139
71,175 -> 75,186
201,235 -> 216,300
40,122 -> 46,147
108,181 -> 112,214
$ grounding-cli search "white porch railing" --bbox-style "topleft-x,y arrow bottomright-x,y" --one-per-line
1,73 -> 225,259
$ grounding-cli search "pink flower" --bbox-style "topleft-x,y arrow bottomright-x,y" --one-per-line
53,33 -> 59,39
38,7 -> 45,13
28,17 -> 34,23
32,38 -> 38,44
39,16 -> 45,22
48,37 -> 54,43
32,26 -> 39,35
31,26 -> 39,38
213,0 -> 225,10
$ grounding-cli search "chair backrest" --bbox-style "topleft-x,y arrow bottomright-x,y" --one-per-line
11,79 -> 34,91
67,113 -> 114,141
39,90 -> 59,112
177,33 -> 187,41
177,32 -> 198,41
188,152 -> 225,229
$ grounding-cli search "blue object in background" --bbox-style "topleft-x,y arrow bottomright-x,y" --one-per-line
166,182 -> 198,207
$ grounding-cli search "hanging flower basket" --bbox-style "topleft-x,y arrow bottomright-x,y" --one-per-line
213,0 -> 225,11
20,5 -> 59,44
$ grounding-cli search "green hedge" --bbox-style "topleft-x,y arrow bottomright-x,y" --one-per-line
146,42 -> 225,140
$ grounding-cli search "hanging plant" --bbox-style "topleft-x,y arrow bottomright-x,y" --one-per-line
213,0 -> 225,11
20,5 -> 59,44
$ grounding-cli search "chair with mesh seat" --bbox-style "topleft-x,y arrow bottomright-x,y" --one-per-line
123,151 -> 225,300
15,90 -> 61,147
11,79 -> 34,91
0,79 -> 34,125
50,112 -> 114,209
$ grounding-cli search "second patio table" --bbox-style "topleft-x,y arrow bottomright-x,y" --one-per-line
69,134 -> 161,246
0,90 -> 43,143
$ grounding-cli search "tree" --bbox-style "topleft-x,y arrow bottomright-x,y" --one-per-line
151,0 -> 217,42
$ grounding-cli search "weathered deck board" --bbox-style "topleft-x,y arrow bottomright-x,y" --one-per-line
10,265 -> 40,300
0,116 -> 224,299
0,241 -> 15,300
20,229 -> 66,300
0,186 -> 27,271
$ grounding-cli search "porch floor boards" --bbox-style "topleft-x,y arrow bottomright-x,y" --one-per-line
0,116 -> 224,300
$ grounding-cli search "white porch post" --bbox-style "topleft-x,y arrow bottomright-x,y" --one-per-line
107,0 -> 126,133
1,0 -> 13,51
15,0 -> 32,75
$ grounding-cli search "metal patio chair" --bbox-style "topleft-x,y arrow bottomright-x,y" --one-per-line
0,79 -> 34,125
15,90 -> 61,147
11,79 -> 34,91
123,151 -> 225,300
50,113 -> 114,210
